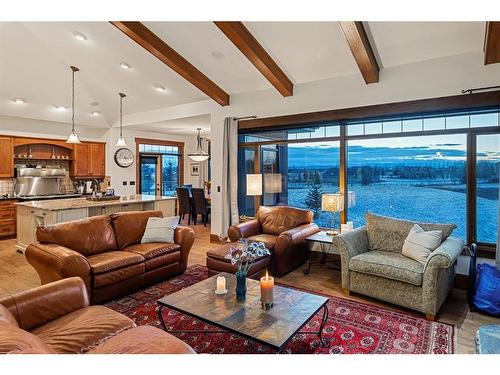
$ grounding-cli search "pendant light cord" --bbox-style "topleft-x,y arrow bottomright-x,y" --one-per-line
119,92 -> 126,138
70,66 -> 79,134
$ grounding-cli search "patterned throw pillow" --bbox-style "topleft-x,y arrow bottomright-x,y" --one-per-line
402,224 -> 442,264
141,216 -> 179,244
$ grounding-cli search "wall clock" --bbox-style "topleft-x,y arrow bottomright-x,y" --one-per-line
114,148 -> 134,168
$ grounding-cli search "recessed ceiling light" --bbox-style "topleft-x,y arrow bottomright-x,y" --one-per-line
211,51 -> 225,60
154,84 -> 166,92
90,101 -> 99,106
54,105 -> 67,111
13,98 -> 26,104
120,62 -> 131,69
90,111 -> 100,116
73,31 -> 88,41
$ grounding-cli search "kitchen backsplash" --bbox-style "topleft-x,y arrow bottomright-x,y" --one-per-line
0,179 -> 14,195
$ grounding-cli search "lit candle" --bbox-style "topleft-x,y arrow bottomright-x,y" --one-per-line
260,271 -> 274,305
341,223 -> 348,233
215,276 -> 227,294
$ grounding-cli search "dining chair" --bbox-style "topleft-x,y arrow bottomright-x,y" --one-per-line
192,188 -> 210,226
176,187 -> 192,225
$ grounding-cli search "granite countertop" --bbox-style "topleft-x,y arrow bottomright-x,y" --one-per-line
15,194 -> 176,211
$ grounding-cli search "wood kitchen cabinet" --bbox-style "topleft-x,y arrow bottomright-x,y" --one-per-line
71,142 -> 105,178
0,136 -> 14,178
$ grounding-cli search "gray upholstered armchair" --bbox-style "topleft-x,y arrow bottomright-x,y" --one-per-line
337,213 -> 464,320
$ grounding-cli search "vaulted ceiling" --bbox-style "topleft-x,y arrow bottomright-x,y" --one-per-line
0,21 -> 492,134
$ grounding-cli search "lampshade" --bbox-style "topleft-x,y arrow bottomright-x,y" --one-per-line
321,193 -> 344,212
66,132 -> 81,144
246,174 -> 262,196
115,136 -> 127,148
264,173 -> 282,193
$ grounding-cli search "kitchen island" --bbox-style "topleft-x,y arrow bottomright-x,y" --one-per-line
15,194 -> 176,253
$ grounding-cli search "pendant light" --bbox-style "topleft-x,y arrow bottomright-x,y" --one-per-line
188,128 -> 209,162
115,92 -> 127,147
66,66 -> 81,144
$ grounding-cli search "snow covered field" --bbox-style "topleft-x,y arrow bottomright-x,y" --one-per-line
287,182 -> 498,243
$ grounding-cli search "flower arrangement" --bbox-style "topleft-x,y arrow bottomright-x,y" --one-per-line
225,239 -> 270,275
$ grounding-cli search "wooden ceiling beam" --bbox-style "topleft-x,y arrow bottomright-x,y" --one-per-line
484,21 -> 500,65
338,21 -> 379,84
214,21 -> 293,97
111,21 -> 230,106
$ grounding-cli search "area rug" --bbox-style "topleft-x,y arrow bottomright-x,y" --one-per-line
105,265 -> 456,354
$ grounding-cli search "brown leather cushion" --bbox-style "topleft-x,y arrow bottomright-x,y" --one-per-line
36,215 -> 117,256
111,211 -> 163,249
257,206 -> 313,235
93,263 -> 145,288
0,304 -> 18,327
124,242 -> 180,259
0,322 -> 56,354
31,306 -> 135,354
247,234 -> 277,250
87,325 -> 195,354
87,251 -> 145,274
144,252 -> 180,271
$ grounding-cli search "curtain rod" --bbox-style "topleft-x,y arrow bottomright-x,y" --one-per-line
461,85 -> 500,94
233,115 -> 257,121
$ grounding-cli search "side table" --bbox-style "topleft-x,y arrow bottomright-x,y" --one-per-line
303,230 -> 341,275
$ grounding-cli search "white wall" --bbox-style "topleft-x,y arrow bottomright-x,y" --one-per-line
105,127 -> 203,196
208,51 -> 500,237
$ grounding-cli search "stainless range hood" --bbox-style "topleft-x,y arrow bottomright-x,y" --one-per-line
14,167 -> 79,199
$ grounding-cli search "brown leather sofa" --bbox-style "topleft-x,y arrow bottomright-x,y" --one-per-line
25,210 -> 195,304
0,277 -> 195,354
228,206 -> 319,276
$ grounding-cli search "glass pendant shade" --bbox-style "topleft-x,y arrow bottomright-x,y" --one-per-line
115,136 -> 127,148
188,128 -> 209,162
66,132 -> 81,144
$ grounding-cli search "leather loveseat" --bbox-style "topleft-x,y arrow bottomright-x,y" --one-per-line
228,206 -> 319,276
25,210 -> 195,304
0,277 -> 195,354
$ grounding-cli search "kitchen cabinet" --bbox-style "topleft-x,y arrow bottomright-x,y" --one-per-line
0,200 -> 16,238
71,142 -> 105,178
0,137 -> 14,178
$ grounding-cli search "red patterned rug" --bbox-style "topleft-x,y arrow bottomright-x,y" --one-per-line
105,265 -> 456,354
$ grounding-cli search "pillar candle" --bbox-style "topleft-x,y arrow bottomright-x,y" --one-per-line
216,276 -> 226,293
260,272 -> 274,304
347,221 -> 354,231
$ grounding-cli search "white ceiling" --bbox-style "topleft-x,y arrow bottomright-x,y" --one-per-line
127,114 -> 211,136
0,21 -> 488,134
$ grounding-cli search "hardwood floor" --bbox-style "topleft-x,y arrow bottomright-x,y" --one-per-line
0,221 -> 498,354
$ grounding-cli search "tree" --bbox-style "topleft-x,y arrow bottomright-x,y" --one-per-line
304,183 -> 324,218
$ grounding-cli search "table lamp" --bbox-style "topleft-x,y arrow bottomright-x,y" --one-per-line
264,173 -> 282,194
322,193 -> 344,236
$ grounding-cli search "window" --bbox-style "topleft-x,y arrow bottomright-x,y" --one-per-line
476,134 -> 499,244
137,139 -> 183,197
238,105 -> 500,252
347,134 -> 467,239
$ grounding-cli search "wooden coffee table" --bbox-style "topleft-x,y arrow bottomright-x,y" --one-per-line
157,272 -> 329,353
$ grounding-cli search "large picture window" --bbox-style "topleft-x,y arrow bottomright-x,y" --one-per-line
347,134 -> 467,239
238,105 -> 500,255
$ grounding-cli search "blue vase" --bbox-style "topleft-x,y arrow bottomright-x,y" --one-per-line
235,270 -> 247,301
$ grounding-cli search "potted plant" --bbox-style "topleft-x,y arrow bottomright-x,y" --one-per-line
226,239 -> 270,300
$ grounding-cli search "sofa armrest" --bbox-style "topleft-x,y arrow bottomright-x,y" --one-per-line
1,277 -> 89,331
25,243 -> 92,294
228,219 -> 261,242
337,226 -> 369,290
174,226 -> 195,272
278,223 -> 320,245
424,237 -> 464,272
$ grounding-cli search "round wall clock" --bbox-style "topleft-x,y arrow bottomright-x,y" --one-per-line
114,148 -> 134,168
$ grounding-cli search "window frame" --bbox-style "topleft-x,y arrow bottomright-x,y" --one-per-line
238,99 -> 500,258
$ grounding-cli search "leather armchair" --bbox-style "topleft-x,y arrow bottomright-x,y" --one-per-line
0,278 -> 195,354
228,206 -> 319,276
26,211 -> 195,304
